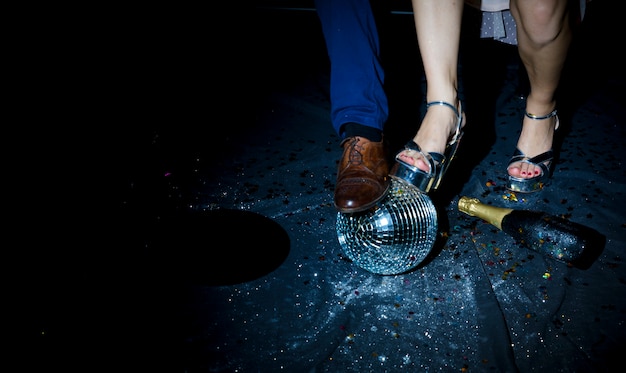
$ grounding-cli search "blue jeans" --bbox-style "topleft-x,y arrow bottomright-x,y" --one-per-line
315,0 -> 388,138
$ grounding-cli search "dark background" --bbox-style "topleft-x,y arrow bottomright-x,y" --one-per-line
22,1 -> 624,371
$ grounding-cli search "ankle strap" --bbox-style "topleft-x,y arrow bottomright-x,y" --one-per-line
426,100 -> 463,145
525,109 -> 557,120
426,101 -> 460,118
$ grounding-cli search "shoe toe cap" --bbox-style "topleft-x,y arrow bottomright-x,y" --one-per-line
334,177 -> 389,213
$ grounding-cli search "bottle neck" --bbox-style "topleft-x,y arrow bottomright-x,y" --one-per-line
458,197 -> 513,230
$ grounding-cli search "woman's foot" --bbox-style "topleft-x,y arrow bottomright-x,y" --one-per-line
507,109 -> 558,179
396,100 -> 464,172
505,106 -> 559,193
392,100 -> 465,192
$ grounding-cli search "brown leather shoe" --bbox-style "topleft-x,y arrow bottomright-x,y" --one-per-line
334,136 -> 390,213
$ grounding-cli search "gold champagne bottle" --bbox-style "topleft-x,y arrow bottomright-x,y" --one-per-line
457,196 -> 605,269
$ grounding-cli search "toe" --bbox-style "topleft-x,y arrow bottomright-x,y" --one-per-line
508,162 -> 522,178
398,150 -> 430,173
519,162 -> 531,178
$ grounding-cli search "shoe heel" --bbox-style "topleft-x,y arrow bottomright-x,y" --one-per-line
431,131 -> 463,191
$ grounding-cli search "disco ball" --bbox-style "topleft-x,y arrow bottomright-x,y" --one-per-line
336,176 -> 438,275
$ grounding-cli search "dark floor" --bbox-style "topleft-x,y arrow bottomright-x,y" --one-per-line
28,1 -> 625,372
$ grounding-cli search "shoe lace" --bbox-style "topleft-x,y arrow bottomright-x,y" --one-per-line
348,138 -> 364,165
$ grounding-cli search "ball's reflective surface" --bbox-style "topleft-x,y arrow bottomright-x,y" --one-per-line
336,176 -> 438,275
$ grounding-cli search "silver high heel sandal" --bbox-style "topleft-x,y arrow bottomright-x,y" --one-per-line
391,101 -> 464,193
506,109 -> 559,193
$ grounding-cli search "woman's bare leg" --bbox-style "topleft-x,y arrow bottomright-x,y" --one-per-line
508,0 -> 571,179
396,0 -> 465,172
